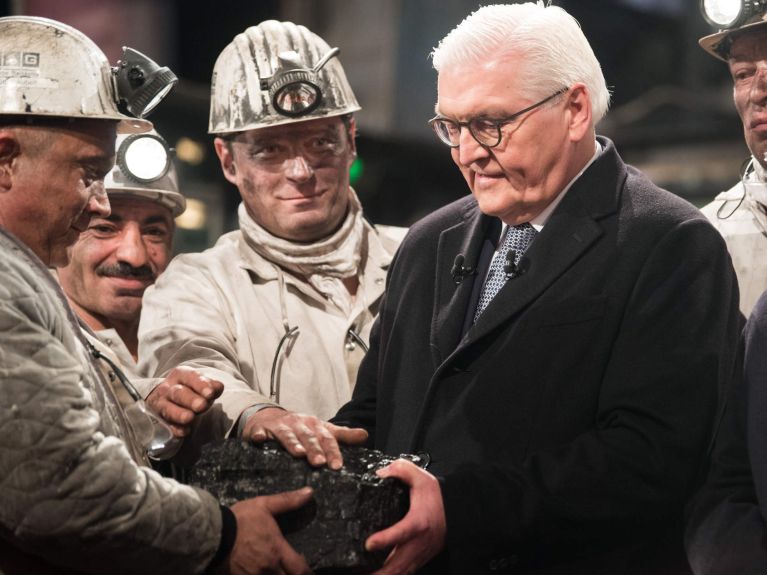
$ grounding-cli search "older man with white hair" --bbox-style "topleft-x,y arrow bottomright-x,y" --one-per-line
326,4 -> 741,574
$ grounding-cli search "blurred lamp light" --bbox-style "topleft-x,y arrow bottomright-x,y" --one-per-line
175,137 -> 206,165
349,157 -> 363,185
175,198 -> 207,230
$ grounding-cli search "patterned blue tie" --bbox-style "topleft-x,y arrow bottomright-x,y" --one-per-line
473,222 -> 537,322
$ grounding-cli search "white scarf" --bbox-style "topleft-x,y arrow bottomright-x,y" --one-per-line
238,189 -> 365,315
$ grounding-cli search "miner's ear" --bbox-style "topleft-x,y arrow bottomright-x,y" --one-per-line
0,130 -> 21,192
214,137 -> 238,184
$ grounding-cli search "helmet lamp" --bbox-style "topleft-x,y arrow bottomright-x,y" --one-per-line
114,47 -> 178,118
702,0 -> 767,28
262,47 -> 340,117
117,133 -> 171,184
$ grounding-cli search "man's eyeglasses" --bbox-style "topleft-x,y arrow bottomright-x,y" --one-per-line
428,87 -> 568,148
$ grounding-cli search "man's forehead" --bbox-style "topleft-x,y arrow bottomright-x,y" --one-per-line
44,123 -> 116,167
729,29 -> 767,61
436,62 -> 526,118
242,117 -> 345,141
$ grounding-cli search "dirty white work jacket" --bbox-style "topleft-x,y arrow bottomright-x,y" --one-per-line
138,220 -> 405,444
701,175 -> 767,316
0,229 -> 221,575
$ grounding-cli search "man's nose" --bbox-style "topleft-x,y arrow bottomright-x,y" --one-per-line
115,223 -> 150,268
87,181 -> 110,218
284,155 -> 315,182
749,62 -> 767,105
456,127 -> 490,167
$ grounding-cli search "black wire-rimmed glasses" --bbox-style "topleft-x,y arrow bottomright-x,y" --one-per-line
428,87 -> 569,148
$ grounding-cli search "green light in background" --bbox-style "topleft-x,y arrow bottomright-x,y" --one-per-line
350,157 -> 364,185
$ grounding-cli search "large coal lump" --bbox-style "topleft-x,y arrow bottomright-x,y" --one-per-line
186,440 -> 411,573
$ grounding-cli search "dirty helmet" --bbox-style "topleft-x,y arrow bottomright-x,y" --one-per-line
699,0 -> 767,60
107,129 -> 186,216
208,20 -> 360,135
0,16 -> 176,130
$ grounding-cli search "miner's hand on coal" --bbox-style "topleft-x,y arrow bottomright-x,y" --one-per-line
146,366 -> 225,437
222,486 -> 314,575
365,459 -> 446,575
241,407 -> 368,470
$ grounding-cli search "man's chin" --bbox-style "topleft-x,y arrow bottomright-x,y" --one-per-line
103,297 -> 143,322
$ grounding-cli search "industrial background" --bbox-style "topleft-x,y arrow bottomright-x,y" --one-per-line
2,0 -> 745,253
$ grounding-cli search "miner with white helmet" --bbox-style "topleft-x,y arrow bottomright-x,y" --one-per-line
138,20 -> 403,467
57,129 -> 185,370
0,15 -> 312,575
686,3 -> 767,573
697,1 -> 767,315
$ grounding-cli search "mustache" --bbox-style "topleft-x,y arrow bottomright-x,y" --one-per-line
96,262 -> 156,281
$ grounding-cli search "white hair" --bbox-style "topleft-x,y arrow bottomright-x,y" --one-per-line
431,3 -> 610,123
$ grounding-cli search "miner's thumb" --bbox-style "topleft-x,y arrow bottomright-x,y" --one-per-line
331,425 -> 369,445
262,486 -> 313,515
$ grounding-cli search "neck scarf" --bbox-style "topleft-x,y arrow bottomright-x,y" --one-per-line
239,189 -> 365,315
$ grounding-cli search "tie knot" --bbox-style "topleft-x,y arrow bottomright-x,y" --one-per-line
473,222 -> 537,323
500,222 -> 536,255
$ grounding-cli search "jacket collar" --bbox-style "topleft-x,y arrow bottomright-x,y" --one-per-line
430,199 -> 496,366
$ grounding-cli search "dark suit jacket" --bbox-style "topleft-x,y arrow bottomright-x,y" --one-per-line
335,138 -> 741,574
685,296 -> 767,574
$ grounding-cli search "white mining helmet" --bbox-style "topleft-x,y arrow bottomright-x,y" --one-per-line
209,20 -> 360,135
107,130 -> 186,217
699,0 -> 767,60
0,16 -> 176,128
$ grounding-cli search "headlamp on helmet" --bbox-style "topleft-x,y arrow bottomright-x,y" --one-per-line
117,133 -> 171,184
259,47 -> 341,117
113,47 -> 178,118
702,0 -> 767,28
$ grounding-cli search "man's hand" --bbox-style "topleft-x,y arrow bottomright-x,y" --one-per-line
365,459 -> 447,575
223,487 -> 314,575
146,366 -> 224,437
242,407 -> 368,469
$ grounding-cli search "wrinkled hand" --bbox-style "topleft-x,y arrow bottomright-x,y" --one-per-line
222,487 -> 314,575
242,407 -> 368,470
366,459 -> 447,575
146,366 -> 224,437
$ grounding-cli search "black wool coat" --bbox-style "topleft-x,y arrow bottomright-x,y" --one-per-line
335,138 -> 742,574
686,293 -> 767,575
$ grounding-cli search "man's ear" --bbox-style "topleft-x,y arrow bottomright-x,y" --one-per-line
566,83 -> 593,143
0,130 -> 21,192
346,117 -> 357,160
213,137 -> 238,185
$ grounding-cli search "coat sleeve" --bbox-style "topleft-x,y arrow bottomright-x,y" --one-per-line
137,254 -> 272,447
331,237 -> 404,444
439,217 -> 742,557
0,270 -> 222,574
685,310 -> 767,575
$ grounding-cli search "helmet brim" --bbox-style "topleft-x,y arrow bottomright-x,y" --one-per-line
699,18 -> 767,61
117,117 -> 153,134
106,188 -> 186,217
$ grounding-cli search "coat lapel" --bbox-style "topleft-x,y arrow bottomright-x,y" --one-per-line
463,209 -> 603,348
430,202 -> 494,366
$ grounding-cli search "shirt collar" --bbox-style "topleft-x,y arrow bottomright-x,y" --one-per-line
528,139 -> 602,231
